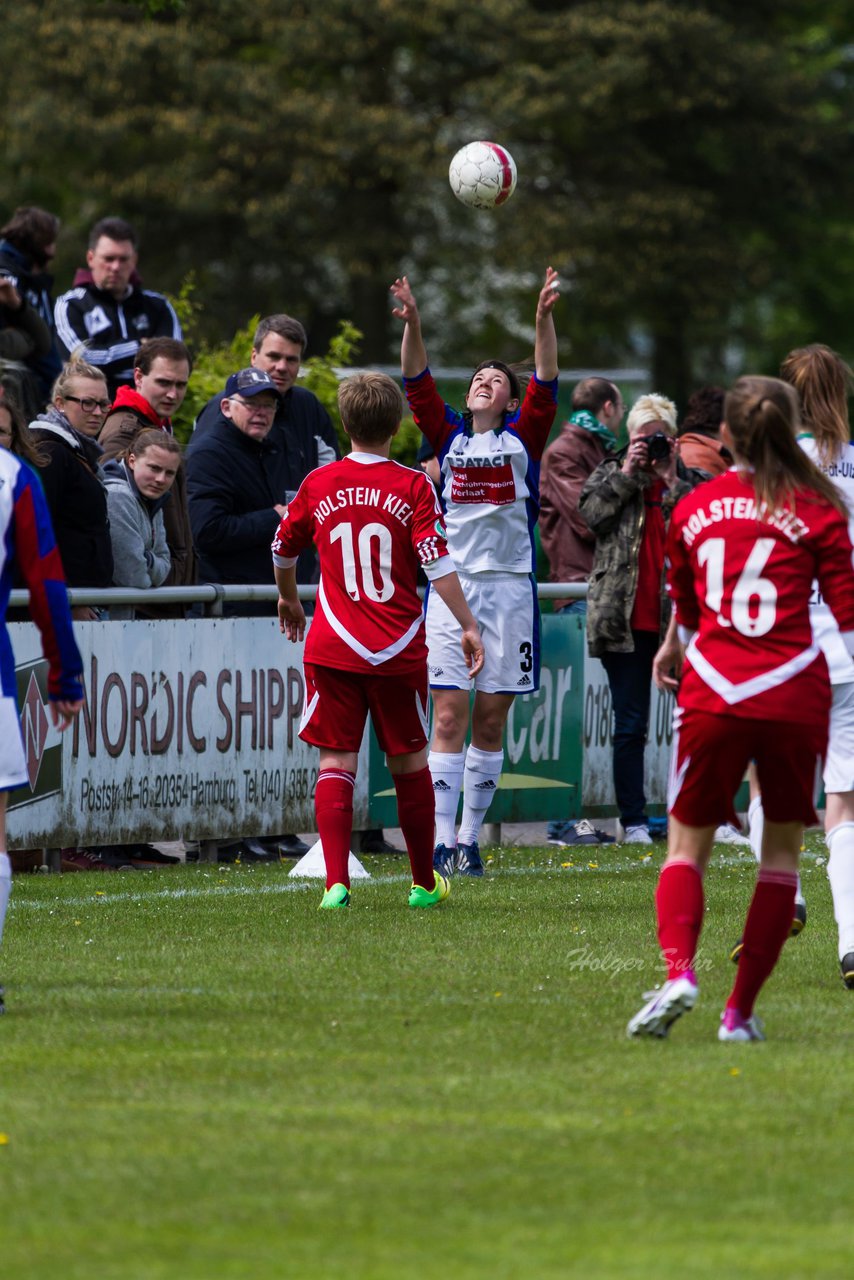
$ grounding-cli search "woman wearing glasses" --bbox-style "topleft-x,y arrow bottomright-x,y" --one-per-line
28,358 -> 114,616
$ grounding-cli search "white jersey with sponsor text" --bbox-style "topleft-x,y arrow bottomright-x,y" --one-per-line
799,435 -> 854,684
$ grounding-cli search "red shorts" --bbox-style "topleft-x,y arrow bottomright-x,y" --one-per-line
300,663 -> 430,756
668,708 -> 826,829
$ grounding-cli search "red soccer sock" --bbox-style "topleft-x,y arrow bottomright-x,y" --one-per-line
392,767 -> 435,890
315,769 -> 355,889
727,868 -> 797,1019
655,859 -> 704,982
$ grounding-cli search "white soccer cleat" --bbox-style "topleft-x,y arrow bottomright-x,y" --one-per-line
714,824 -> 752,847
717,1009 -> 766,1042
627,975 -> 698,1039
622,824 -> 653,845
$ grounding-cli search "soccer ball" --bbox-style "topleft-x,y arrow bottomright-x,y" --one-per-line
448,141 -> 517,210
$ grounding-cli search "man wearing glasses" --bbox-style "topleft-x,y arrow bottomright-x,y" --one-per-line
99,337 -> 195,596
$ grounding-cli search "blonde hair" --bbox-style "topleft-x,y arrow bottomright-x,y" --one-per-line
626,393 -> 678,437
338,372 -> 404,445
779,344 -> 852,469
724,375 -> 845,517
52,358 -> 108,403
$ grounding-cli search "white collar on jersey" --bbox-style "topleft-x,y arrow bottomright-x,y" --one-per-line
346,451 -> 389,465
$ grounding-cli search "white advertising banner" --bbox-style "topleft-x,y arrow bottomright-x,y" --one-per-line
6,618 -> 369,848
581,651 -> 677,812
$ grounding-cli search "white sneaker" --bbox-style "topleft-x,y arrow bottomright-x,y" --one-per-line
623,824 -> 653,845
714,824 -> 752,847
627,975 -> 698,1038
717,1009 -> 766,1042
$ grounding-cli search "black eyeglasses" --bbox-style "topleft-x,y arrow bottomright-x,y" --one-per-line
62,395 -> 111,413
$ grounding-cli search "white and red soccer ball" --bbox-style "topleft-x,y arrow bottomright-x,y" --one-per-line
448,141 -> 517,210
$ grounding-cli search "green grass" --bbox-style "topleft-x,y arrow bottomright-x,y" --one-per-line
1,837 -> 852,1279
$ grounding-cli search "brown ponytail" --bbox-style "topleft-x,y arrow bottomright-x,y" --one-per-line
121,427 -> 182,463
779,344 -> 852,469
724,376 -> 846,517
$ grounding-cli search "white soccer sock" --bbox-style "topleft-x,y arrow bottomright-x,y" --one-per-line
0,853 -> 11,948
428,750 -> 466,849
747,797 -> 804,903
827,823 -> 854,959
457,746 -> 504,846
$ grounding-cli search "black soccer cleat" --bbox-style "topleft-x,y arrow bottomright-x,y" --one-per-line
841,953 -> 854,990
730,901 -> 807,964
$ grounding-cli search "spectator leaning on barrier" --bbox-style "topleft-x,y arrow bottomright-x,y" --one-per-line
99,337 -> 195,598
102,428 -> 180,620
579,394 -> 709,845
27,360 -> 114,619
0,205 -> 62,410
54,216 -> 182,397
192,313 -> 340,589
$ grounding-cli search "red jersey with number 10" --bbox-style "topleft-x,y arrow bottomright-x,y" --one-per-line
272,452 -> 453,676
667,469 -> 854,725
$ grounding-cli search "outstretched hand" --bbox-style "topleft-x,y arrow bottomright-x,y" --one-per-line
536,266 -> 561,319
390,276 -> 419,324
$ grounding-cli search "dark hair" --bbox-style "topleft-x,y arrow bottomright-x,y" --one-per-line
678,386 -> 725,439
253,314 -> 307,355
571,377 -> 619,415
337,372 -> 403,445
468,360 -> 521,402
780,344 -> 852,469
135,338 -> 192,375
89,216 -> 138,251
724,375 -> 845,517
122,427 -> 182,462
0,206 -> 60,266
0,390 -> 48,467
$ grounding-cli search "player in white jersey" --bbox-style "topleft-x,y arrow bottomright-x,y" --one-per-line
733,345 -> 854,987
390,269 -> 559,876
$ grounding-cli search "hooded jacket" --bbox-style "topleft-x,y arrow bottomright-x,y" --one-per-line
53,268 -> 181,396
99,386 -> 195,589
28,408 -> 113,588
101,458 -> 171,619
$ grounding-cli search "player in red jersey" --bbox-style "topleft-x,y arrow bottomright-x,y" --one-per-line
627,375 -> 854,1042
272,372 -> 484,909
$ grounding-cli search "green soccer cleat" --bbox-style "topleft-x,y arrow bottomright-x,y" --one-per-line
408,871 -> 450,909
319,883 -> 351,909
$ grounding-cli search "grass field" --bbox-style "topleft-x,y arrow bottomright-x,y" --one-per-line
1,835 -> 852,1279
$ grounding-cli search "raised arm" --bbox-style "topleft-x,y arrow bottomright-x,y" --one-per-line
535,266 -> 560,382
390,276 -> 429,377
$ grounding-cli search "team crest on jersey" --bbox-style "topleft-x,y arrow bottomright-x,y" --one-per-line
134,314 -> 151,334
84,305 -> 111,337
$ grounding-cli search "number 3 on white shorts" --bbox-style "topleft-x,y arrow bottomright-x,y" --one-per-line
696,536 -> 777,637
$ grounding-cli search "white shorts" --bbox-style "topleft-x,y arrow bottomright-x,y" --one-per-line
425,571 -> 540,694
0,692 -> 27,791
824,679 -> 854,794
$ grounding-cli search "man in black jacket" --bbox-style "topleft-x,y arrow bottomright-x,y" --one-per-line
54,216 -> 182,397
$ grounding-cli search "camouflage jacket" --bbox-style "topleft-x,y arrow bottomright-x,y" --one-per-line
578,452 -> 709,657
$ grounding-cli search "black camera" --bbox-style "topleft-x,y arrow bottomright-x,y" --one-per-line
644,431 -> 671,463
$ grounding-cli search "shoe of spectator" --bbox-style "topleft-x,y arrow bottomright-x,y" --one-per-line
622,824 -> 653,845
647,816 -> 668,840
357,829 -> 403,854
714,823 -> 752,847
239,838 -> 281,863
320,883 -> 350,909
127,844 -> 180,865
433,844 -> 457,878
456,841 -> 484,877
840,953 -> 854,990
409,871 -> 450,908
627,975 -> 698,1038
92,845 -> 145,870
718,1008 -> 766,1042
268,833 -> 310,856
61,848 -> 130,872
548,819 -> 600,848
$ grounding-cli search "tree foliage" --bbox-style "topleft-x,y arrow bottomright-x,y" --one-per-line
1,0 -> 852,406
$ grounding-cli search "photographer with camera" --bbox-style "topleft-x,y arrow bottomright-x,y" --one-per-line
579,394 -> 709,844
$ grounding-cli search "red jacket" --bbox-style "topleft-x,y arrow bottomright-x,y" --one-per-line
539,421 -> 610,606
